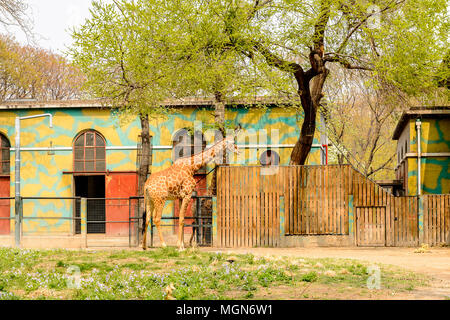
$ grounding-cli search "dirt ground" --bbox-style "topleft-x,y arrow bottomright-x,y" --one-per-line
204,247 -> 450,300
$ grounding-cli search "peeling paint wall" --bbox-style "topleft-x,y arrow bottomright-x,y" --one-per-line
407,118 -> 450,195
0,105 -> 324,234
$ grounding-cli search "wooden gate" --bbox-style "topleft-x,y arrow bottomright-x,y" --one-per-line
356,206 -> 386,246
216,166 -> 281,247
391,196 -> 418,246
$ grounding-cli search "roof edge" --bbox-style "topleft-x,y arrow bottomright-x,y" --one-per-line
392,106 -> 450,140
0,96 -> 302,110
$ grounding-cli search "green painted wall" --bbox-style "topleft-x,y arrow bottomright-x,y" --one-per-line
0,105 -> 324,234
407,118 -> 450,195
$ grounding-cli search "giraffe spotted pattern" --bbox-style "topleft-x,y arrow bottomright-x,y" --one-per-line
142,133 -> 240,250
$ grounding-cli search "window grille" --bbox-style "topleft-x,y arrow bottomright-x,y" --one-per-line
0,134 -> 10,175
73,131 -> 106,172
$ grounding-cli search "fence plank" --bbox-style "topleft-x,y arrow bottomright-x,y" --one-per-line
432,195 -> 436,245
268,176 -> 273,247
444,195 -> 450,245
243,168 -> 248,247
440,195 -> 445,244
251,167 -> 257,247
324,166 -> 329,234
217,166 -> 223,247
446,195 -> 449,245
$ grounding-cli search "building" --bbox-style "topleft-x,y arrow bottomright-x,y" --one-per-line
393,106 -> 450,196
0,99 -> 328,237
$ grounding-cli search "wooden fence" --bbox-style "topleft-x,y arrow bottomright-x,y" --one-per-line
423,194 -> 450,246
216,165 -> 450,247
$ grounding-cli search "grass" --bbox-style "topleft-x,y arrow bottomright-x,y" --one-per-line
0,247 -> 429,300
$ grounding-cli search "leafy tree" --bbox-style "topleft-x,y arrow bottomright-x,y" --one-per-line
70,0 -> 449,179
70,0 -> 189,201
212,0 -> 449,164
69,0 -> 282,196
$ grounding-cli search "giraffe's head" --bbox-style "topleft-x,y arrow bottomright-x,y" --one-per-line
224,135 -> 240,155
223,126 -> 241,155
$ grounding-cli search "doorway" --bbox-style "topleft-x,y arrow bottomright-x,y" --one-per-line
74,175 -> 105,234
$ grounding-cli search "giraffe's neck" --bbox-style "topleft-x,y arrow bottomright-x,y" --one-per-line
178,139 -> 227,172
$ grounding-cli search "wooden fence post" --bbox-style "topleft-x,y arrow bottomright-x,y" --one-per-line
80,198 -> 87,249
348,195 -> 355,245
279,195 -> 285,237
212,196 -> 217,247
418,195 -> 424,245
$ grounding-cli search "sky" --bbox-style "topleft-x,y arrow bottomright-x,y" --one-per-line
6,0 -> 101,55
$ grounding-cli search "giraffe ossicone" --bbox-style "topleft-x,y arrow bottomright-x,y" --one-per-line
142,130 -> 240,251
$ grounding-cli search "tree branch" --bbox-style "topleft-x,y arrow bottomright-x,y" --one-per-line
247,0 -> 273,21
252,42 -> 302,74
324,54 -> 373,71
312,0 -> 331,54
336,0 -> 406,54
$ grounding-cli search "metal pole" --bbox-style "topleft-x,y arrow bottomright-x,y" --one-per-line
14,113 -> 53,247
14,118 -> 20,247
128,198 -> 131,248
416,119 -> 422,196
80,198 -> 87,249
196,196 -> 201,245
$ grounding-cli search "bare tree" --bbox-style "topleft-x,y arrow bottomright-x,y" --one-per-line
323,66 -> 408,179
0,0 -> 32,38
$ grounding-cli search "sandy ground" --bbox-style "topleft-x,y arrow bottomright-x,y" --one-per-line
204,247 -> 450,299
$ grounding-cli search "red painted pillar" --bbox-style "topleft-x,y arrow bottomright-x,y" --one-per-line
105,172 -> 138,236
0,177 -> 10,234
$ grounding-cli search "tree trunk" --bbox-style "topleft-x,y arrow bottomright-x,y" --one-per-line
138,113 -> 152,233
290,64 -> 329,165
210,91 -> 226,196
138,113 -> 152,195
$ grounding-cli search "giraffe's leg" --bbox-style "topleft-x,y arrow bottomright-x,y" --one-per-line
142,194 -> 153,250
189,225 -> 198,248
177,197 -> 190,251
153,202 -> 166,248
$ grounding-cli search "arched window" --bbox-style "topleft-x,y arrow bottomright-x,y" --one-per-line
172,129 -> 206,162
73,130 -> 106,172
0,134 -> 10,175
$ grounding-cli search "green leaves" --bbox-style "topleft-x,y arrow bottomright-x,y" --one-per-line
69,0 -> 293,118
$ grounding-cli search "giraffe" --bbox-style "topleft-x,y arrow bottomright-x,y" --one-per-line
142,131 -> 240,251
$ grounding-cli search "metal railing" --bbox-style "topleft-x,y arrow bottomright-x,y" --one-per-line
129,195 -> 213,248
0,195 -> 213,248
